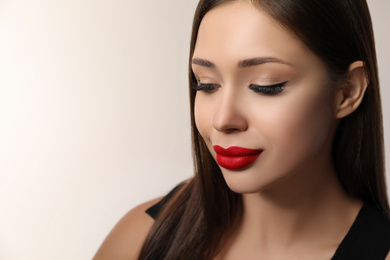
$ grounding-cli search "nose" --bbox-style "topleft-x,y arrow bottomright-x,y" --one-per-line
212,89 -> 248,133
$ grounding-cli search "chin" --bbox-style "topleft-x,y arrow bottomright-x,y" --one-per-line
221,170 -> 272,194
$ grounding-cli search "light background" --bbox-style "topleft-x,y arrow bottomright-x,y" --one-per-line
0,1 -> 388,259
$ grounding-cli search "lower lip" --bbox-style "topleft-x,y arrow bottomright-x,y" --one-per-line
213,146 -> 263,170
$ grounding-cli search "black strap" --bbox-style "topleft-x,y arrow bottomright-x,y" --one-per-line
331,203 -> 390,259
145,184 -> 183,219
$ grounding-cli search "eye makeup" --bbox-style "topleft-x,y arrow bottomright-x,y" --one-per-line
249,81 -> 288,95
192,82 -> 219,92
192,81 -> 288,95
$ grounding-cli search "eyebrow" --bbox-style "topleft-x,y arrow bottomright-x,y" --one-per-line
192,57 -> 292,68
192,58 -> 215,68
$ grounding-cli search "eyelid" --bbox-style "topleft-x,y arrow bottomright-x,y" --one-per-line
191,82 -> 219,92
249,81 -> 288,95
194,75 -> 217,84
191,80 -> 288,94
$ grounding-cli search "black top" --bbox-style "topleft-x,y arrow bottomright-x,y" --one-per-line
146,189 -> 390,259
145,184 -> 182,219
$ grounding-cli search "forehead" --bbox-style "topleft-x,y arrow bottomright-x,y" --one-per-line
193,1 -> 322,70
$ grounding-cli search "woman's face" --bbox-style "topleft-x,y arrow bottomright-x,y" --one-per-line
192,1 -> 339,194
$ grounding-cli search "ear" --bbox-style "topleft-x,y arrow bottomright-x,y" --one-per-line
335,61 -> 368,119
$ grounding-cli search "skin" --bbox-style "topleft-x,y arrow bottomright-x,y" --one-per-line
94,1 -> 389,259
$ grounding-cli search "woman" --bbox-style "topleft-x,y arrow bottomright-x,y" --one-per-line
94,0 -> 390,259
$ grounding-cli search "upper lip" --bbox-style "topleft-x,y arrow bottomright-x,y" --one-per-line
213,145 -> 263,156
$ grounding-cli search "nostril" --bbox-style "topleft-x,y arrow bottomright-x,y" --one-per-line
211,106 -> 248,133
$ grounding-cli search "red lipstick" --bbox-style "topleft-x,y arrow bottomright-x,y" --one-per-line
213,145 -> 263,170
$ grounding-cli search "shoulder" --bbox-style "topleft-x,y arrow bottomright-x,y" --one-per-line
93,197 -> 162,260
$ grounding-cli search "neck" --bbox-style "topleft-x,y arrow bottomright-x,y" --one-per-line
229,160 -> 362,256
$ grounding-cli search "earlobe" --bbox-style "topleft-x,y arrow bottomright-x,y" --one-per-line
335,61 -> 368,119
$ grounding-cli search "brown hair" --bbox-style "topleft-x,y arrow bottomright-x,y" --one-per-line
139,0 -> 388,259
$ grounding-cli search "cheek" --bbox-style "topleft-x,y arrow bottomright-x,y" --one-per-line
284,107 -> 331,151
259,93 -> 335,164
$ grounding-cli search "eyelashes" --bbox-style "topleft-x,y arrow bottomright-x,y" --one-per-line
191,81 -> 288,95
249,81 -> 288,95
191,83 -> 220,92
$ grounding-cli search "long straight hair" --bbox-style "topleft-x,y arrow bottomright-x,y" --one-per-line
139,0 -> 388,259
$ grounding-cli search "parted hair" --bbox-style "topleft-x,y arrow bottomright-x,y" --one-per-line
139,0 -> 388,259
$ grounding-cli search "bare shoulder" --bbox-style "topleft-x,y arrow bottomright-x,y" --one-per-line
386,251 -> 390,260
93,197 -> 162,260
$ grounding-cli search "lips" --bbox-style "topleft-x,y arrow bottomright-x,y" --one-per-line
213,145 -> 263,170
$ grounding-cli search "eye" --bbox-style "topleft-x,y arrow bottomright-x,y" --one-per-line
249,81 -> 288,95
191,82 -> 219,93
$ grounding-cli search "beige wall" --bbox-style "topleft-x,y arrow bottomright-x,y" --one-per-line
0,1 -> 388,259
